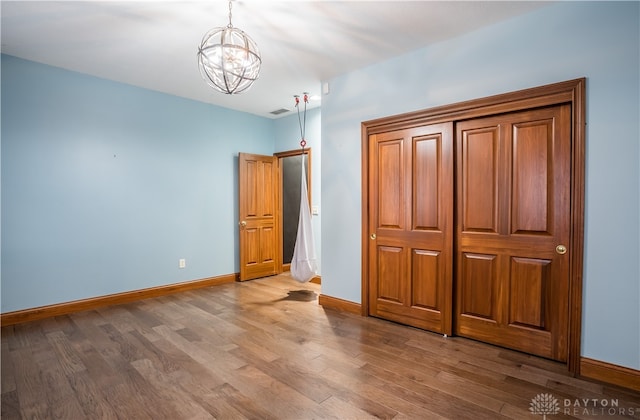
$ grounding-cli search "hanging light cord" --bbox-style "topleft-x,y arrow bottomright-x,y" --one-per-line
227,0 -> 233,28
295,93 -> 309,150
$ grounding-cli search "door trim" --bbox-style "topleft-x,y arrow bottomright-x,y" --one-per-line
361,78 -> 585,374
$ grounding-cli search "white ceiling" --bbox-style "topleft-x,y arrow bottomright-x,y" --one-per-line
1,1 -> 550,119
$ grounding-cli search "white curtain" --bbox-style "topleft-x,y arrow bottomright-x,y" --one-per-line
290,158 -> 317,283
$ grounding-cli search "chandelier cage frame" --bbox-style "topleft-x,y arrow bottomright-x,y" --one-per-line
197,1 -> 262,95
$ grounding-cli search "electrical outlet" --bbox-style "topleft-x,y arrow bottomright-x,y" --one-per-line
179,258 -> 186,268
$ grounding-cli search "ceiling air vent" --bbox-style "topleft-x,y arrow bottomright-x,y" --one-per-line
270,108 -> 290,115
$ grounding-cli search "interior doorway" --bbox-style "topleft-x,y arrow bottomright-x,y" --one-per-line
276,149 -> 312,272
238,149 -> 313,281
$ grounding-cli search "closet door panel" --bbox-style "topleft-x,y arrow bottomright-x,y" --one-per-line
413,136 -> 440,230
369,123 -> 453,335
376,245 -> 405,304
458,252 -> 497,322
455,105 -> 571,362
512,121 -> 553,234
377,139 -> 405,230
509,256 -> 551,329
411,249 -> 440,310
461,127 -> 499,233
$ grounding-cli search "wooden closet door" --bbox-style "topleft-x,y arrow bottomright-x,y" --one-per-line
455,105 -> 571,361
368,123 -> 453,334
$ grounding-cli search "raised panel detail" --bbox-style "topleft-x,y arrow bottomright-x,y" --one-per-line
509,257 -> 551,329
462,128 -> 498,232
460,253 -> 496,320
260,227 -> 275,263
377,246 -> 404,303
245,228 -> 259,265
246,160 -> 258,217
413,135 -> 440,231
378,140 -> 404,229
242,158 -> 276,218
261,161 -> 275,217
411,249 -> 439,310
512,121 -> 551,234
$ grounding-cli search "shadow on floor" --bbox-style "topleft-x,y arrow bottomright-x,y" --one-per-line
278,289 -> 318,302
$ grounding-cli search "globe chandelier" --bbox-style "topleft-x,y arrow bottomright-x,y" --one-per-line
197,0 -> 262,94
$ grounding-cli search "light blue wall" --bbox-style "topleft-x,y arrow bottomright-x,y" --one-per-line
321,1 -> 640,370
1,55 -> 277,312
274,107 -> 322,274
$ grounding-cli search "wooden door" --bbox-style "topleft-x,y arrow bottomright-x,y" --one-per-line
238,153 -> 278,281
455,104 -> 571,361
368,123 -> 454,334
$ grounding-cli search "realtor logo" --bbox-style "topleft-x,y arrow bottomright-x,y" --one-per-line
530,393 -> 560,419
530,393 -> 636,417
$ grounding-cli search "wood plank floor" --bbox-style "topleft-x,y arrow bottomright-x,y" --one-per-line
2,273 -> 639,419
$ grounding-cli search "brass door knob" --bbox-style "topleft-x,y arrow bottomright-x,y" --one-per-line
239,221 -> 247,228
556,244 -> 567,255
370,233 -> 376,240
